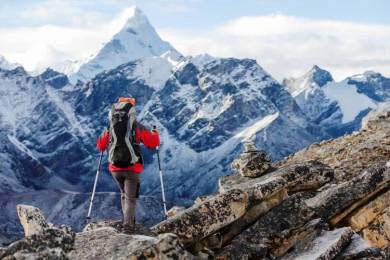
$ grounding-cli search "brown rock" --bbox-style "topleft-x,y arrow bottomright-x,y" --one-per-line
347,189 -> 390,231
68,228 -> 197,260
306,163 -> 390,224
220,161 -> 334,195
361,207 -> 390,249
217,192 -> 317,259
151,189 -> 249,245
17,204 -> 49,237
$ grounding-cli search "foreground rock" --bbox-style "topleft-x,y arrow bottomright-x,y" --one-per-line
0,205 -> 75,259
69,228 -> 197,260
17,204 -> 49,237
2,108 -> 389,259
154,161 -> 333,248
306,163 -> 390,224
1,204 -> 199,260
282,227 -> 354,260
152,189 -> 249,245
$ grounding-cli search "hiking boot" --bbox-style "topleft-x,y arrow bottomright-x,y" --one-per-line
121,225 -> 134,235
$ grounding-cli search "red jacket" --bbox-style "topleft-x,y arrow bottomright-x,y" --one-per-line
96,122 -> 160,173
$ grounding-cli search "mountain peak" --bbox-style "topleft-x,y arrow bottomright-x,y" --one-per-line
121,6 -> 149,31
71,6 -> 181,83
306,65 -> 333,87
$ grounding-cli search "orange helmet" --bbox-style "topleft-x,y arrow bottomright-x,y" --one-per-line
118,97 -> 136,106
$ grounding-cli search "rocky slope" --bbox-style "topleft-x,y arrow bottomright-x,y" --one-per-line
1,106 -> 389,259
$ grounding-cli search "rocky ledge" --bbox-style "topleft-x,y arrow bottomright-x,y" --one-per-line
1,109 -> 389,259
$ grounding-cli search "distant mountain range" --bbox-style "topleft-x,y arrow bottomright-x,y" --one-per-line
0,6 -> 389,244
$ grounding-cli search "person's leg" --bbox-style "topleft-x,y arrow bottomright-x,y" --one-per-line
122,173 -> 140,232
111,172 -> 126,218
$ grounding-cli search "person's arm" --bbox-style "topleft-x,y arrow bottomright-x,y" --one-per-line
96,130 -> 109,151
136,123 -> 160,149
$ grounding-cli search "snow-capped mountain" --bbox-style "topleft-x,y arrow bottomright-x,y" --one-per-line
70,6 -> 182,83
0,66 -> 92,192
0,55 -> 19,70
75,55 -> 325,202
1,6 -> 388,244
347,71 -> 390,102
283,66 -> 379,136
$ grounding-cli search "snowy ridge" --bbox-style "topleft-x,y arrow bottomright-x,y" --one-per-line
283,65 -> 383,136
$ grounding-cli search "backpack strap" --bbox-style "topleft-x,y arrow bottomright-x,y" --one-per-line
124,106 -> 139,164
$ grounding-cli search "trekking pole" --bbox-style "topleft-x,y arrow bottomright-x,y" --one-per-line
153,126 -> 168,217
86,151 -> 104,221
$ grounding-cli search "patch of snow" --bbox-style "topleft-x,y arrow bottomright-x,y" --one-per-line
235,112 -> 280,141
323,80 -> 377,123
7,135 -> 42,164
131,57 -> 173,90
349,74 -> 367,82
290,227 -> 352,260
190,54 -> 216,68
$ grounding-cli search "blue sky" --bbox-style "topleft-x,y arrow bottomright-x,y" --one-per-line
0,0 -> 389,79
1,0 -> 390,28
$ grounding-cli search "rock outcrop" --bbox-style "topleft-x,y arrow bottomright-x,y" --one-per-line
1,108 -> 389,259
1,205 -> 75,259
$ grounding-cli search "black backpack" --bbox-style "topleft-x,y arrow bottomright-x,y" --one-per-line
108,102 -> 139,167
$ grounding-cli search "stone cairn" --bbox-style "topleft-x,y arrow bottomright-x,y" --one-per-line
231,142 -> 272,178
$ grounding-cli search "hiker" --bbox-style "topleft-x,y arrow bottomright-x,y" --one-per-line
96,97 -> 160,233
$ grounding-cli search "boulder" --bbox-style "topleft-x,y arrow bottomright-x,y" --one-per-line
218,188 -> 289,246
361,207 -> 390,249
347,189 -> 390,231
231,142 -> 272,178
17,204 -> 49,237
151,189 -> 249,245
216,192 -> 318,259
281,227 -> 354,260
154,162 -> 333,248
68,228 -> 197,260
306,163 -> 390,224
0,225 -> 75,260
220,161 -> 334,194
0,205 -> 75,259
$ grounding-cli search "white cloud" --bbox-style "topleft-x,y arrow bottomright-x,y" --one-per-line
160,15 -> 390,80
0,6 -> 135,72
1,7 -> 390,80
